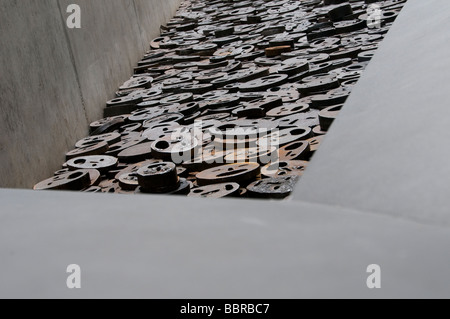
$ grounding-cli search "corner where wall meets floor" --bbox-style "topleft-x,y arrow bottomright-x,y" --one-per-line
0,0 -> 182,189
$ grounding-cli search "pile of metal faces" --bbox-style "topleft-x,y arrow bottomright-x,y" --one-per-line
34,0 -> 406,199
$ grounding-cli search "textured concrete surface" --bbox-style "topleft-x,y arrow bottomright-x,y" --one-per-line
0,0 -> 181,189
295,0 -> 450,226
0,188 -> 449,299
0,1 -> 88,189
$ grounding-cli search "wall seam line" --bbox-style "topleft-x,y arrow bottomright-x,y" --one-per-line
132,0 -> 147,56
56,0 -> 90,126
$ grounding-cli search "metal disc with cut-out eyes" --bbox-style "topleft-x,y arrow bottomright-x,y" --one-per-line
34,170 -> 91,191
89,115 -> 129,133
204,94 -> 241,109
66,156 -> 118,173
279,141 -> 311,161
142,113 -> 185,127
297,74 -> 340,95
224,147 -> 278,165
83,186 -> 103,193
119,123 -> 142,134
265,86 -> 300,103
118,172 -> 140,191
167,178 -> 191,195
105,138 -> 147,157
258,126 -> 312,147
137,162 -> 180,192
239,74 -> 289,92
278,61 -> 309,76
117,142 -> 154,163
212,68 -> 270,87
75,133 -> 121,148
160,93 -> 194,105
188,183 -> 240,198
261,161 -> 309,178
142,123 -> 186,141
182,145 -> 231,172
84,169 -> 102,187
32,0 -> 406,199
319,104 -> 343,131
66,142 -> 109,161
312,125 -> 327,136
277,110 -> 320,128
307,135 -> 325,152
137,178 -> 191,195
151,136 -> 199,162
106,95 -> 143,108
247,176 -> 299,199
195,71 -> 228,84
240,96 -> 283,113
161,74 -> 193,87
266,103 -> 310,118
97,179 -> 130,194
128,108 -> 166,123
181,84 -> 214,95
196,163 -> 261,186
167,102 -> 199,116
310,89 -> 349,109
119,76 -> 153,90
113,160 -> 162,181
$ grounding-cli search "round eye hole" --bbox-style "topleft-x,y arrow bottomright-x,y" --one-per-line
155,141 -> 170,150
68,172 -> 84,180
74,159 -> 86,165
291,129 -> 306,136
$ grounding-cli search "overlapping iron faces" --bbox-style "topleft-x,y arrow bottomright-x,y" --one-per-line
34,0 -> 406,199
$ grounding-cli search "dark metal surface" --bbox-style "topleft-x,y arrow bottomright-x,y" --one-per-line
34,0 -> 406,199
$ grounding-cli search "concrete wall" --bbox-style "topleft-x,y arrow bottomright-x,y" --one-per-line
0,0 -> 181,189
